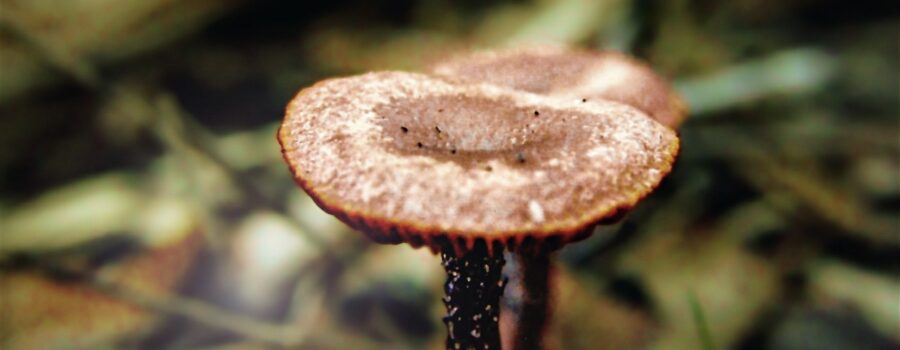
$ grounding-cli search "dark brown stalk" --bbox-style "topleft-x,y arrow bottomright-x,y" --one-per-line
506,250 -> 553,350
441,241 -> 506,350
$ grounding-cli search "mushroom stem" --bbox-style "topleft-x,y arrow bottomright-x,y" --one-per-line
441,241 -> 506,350
506,250 -> 554,350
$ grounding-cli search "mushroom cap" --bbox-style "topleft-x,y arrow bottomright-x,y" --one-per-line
430,46 -> 688,128
278,71 -> 679,254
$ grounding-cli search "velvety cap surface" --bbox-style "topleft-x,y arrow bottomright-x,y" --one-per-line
430,46 -> 687,128
279,72 -> 678,252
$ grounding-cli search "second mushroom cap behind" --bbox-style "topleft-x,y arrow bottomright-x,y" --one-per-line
430,46 -> 688,129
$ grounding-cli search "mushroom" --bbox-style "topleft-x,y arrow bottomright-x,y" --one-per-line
430,46 -> 688,350
430,45 -> 687,129
278,71 -> 679,349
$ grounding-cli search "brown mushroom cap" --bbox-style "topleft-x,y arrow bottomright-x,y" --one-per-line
429,46 -> 687,128
278,71 -> 678,254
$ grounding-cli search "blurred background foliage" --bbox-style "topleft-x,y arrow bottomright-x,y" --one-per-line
0,0 -> 897,349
